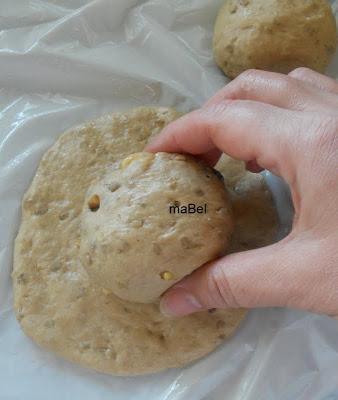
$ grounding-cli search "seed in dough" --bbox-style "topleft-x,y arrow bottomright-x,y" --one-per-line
80,152 -> 233,303
88,194 -> 100,212
160,271 -> 174,281
213,0 -> 337,79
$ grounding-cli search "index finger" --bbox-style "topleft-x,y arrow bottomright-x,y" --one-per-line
146,100 -> 297,177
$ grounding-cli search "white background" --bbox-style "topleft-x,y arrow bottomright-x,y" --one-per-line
1,1 -> 338,399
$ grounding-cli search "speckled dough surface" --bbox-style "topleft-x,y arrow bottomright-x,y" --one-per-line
213,0 -> 337,79
81,152 -> 233,303
13,107 -> 277,375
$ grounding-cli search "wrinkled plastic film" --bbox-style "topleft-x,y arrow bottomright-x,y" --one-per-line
1,1 -> 338,399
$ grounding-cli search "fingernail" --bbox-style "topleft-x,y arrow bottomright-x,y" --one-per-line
160,288 -> 203,317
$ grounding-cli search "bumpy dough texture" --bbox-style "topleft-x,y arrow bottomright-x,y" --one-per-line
12,107 -> 280,375
13,108 -> 253,376
81,152 -> 233,303
213,0 -> 337,79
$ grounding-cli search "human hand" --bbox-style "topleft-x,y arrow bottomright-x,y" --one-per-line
146,68 -> 338,318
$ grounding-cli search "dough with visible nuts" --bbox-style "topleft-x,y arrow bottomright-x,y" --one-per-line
80,152 -> 233,303
213,0 -> 337,79
12,107 -> 277,376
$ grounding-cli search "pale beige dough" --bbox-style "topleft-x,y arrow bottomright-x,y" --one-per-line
13,107 -> 278,375
213,0 -> 337,79
81,152 -> 233,303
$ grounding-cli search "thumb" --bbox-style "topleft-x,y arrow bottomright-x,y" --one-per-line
160,237 -> 325,317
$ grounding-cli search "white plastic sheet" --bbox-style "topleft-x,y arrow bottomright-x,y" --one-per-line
1,1 -> 338,399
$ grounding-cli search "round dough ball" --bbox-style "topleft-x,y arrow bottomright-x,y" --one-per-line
213,0 -> 337,79
80,152 -> 233,303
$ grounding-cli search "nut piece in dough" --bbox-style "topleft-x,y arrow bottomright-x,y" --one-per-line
80,152 -> 233,303
213,0 -> 337,79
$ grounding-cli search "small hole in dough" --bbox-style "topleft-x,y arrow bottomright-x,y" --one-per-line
230,4 -> 237,13
195,188 -> 205,196
44,320 -> 55,328
80,342 -> 91,351
226,44 -> 234,54
59,211 -> 69,220
107,182 -> 120,192
16,273 -> 28,285
180,237 -> 201,250
34,205 -> 48,215
152,243 -> 162,255
169,179 -> 178,190
216,320 -> 226,329
158,333 -> 166,343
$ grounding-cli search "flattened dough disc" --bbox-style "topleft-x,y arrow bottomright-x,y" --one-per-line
13,107 -> 277,375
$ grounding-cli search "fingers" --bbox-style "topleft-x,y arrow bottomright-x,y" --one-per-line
289,67 -> 338,95
160,236 -> 338,317
147,69 -> 338,173
147,101 -> 298,180
160,242 -> 293,315
159,242 -> 290,315
206,69 -> 309,110
146,108 -> 216,157
205,69 -> 338,114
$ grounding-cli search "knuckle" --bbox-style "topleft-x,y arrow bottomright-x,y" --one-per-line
274,75 -> 297,93
289,67 -> 313,79
226,99 -> 256,117
204,99 -> 242,116
207,264 -> 240,308
235,69 -> 297,97
234,69 -> 263,93
194,107 -> 220,138
206,99 -> 254,126
188,108 -> 211,127
238,68 -> 262,82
